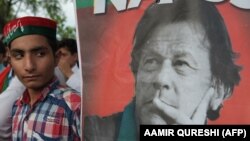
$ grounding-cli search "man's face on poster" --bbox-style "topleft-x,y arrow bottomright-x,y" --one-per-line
135,21 -> 214,125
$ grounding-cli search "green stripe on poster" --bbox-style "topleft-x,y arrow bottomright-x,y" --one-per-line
76,0 -> 93,8
76,0 -> 112,9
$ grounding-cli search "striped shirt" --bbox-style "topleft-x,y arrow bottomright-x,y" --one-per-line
12,78 -> 81,141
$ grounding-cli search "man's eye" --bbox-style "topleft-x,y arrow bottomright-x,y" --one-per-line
173,60 -> 189,67
143,58 -> 160,71
145,58 -> 158,64
173,60 -> 196,75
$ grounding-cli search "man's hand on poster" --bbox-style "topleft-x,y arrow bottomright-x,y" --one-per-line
152,87 -> 214,125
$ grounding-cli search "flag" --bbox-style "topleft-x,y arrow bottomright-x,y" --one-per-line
0,66 -> 12,93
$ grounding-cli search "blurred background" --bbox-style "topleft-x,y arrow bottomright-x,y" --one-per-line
0,0 -> 76,39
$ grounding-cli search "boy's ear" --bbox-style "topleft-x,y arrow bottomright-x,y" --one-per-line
209,82 -> 229,111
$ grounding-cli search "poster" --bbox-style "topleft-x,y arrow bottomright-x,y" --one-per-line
76,0 -> 250,140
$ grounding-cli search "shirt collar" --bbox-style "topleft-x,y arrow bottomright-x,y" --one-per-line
72,64 -> 78,73
17,77 -> 59,106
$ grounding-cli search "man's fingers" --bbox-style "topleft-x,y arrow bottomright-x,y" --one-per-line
152,93 -> 193,124
152,88 -> 214,125
192,87 -> 214,124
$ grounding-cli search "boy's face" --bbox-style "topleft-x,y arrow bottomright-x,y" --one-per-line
9,35 -> 56,91
57,47 -> 78,68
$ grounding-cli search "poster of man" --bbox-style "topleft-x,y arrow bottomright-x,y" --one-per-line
75,0 -> 250,140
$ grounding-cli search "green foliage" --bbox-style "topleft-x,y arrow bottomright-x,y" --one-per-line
0,0 -> 15,34
0,0 -> 75,39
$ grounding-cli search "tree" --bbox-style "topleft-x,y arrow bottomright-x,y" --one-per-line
0,0 -> 75,39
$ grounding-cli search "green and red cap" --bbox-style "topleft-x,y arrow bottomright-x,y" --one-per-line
3,16 -> 57,45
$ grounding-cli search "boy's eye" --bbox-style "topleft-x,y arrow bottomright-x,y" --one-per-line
36,51 -> 46,57
11,52 -> 23,59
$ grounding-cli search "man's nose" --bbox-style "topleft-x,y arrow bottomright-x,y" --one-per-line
153,60 -> 174,90
24,55 -> 35,72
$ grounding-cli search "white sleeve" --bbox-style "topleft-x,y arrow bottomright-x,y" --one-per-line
0,76 -> 25,139
66,69 -> 81,93
5,76 -> 25,90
